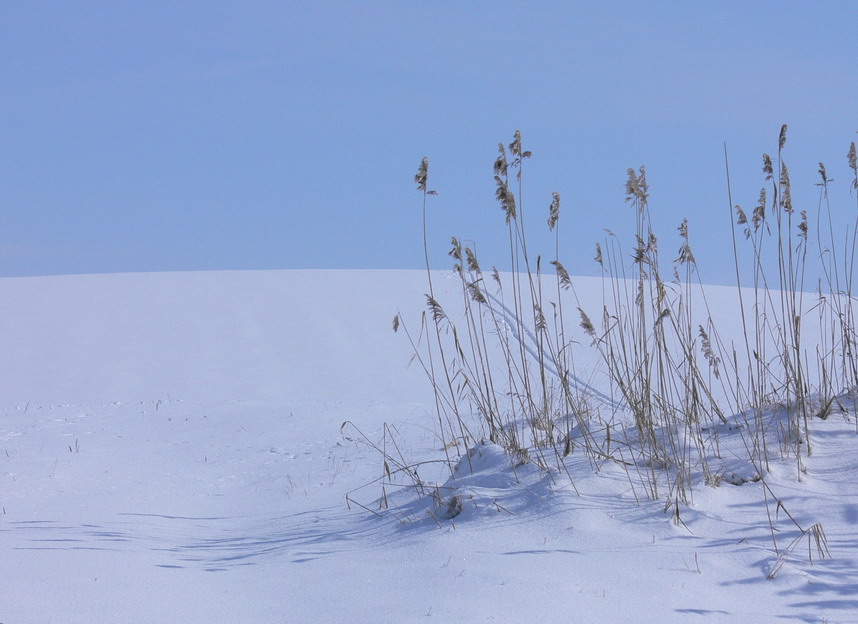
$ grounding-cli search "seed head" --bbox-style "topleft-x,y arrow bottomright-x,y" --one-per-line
415,157 -> 429,191
676,220 -> 695,265
778,124 -> 788,152
495,176 -> 517,223
699,325 -> 721,379
762,154 -> 774,181
449,237 -> 462,261
468,281 -> 487,304
494,143 -> 508,178
752,188 -> 766,231
818,162 -> 829,187
548,192 -> 560,230
551,260 -> 572,290
849,143 -> 857,191
534,304 -> 547,332
508,130 -> 531,160
509,131 -> 522,158
798,211 -> 808,239
465,247 -> 481,273
578,308 -> 596,337
426,295 -> 446,322
492,267 -> 501,286
780,162 -> 793,213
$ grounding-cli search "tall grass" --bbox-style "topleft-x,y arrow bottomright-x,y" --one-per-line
391,128 -> 855,565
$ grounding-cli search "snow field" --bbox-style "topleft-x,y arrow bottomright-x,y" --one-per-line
1,269 -> 856,623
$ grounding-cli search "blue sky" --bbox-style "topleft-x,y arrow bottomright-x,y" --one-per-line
2,2 -> 857,284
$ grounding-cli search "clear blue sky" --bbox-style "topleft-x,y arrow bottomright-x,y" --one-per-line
2,2 -> 857,284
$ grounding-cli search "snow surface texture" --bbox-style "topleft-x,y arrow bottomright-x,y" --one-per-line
1,269 -> 857,623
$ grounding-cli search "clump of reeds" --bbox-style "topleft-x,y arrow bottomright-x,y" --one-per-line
383,127 -> 856,570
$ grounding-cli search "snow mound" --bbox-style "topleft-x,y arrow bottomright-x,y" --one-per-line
424,443 -> 554,523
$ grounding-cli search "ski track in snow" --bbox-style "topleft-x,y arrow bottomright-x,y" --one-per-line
485,290 -> 625,413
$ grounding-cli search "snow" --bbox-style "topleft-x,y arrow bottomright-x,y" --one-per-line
1,269 -> 857,623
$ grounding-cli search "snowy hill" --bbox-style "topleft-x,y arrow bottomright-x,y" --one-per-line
1,269 -> 856,623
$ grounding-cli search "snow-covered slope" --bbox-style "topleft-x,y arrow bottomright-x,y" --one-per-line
1,270 -> 856,623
